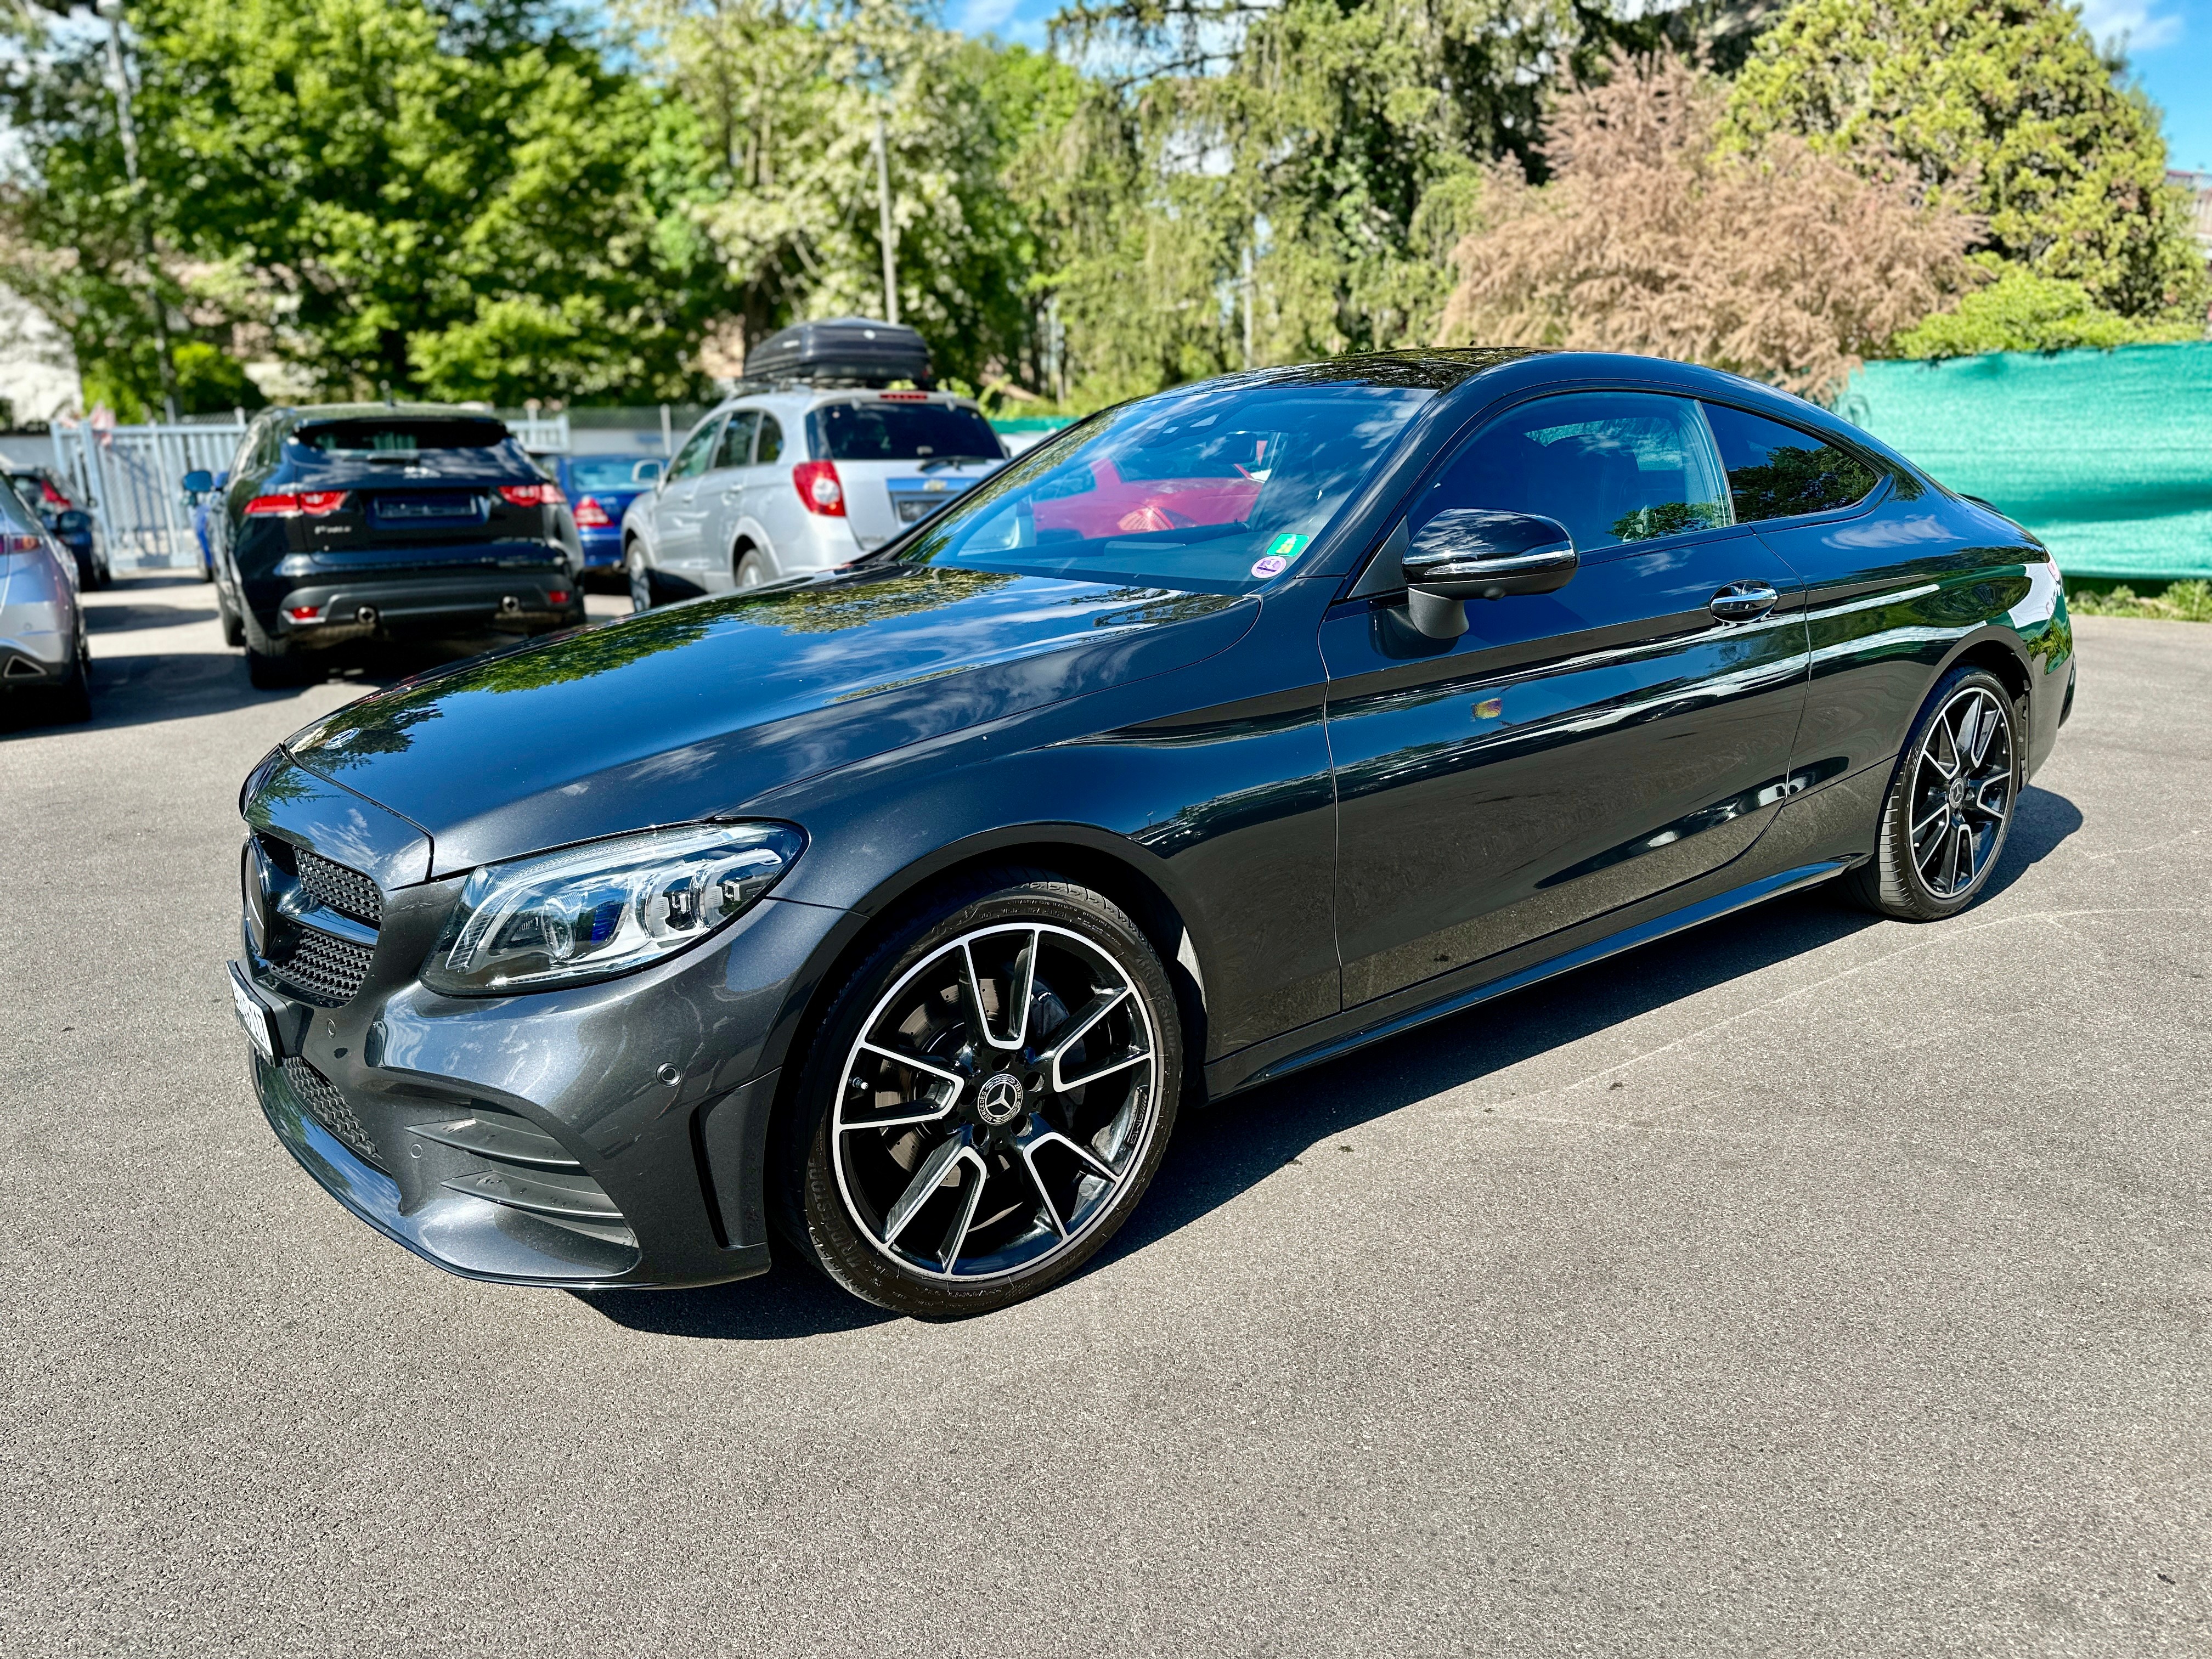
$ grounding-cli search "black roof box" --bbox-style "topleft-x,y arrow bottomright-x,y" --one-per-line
743,317 -> 932,387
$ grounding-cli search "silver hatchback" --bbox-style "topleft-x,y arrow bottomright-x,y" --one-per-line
619,388 -> 1006,607
0,475 -> 89,724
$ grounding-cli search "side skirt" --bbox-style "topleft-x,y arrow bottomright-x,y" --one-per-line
1209,856 -> 1856,1099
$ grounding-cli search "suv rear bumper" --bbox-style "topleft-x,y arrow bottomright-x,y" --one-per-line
270,572 -> 580,646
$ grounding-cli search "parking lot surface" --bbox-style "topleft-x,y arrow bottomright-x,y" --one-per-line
3,576 -> 2207,1656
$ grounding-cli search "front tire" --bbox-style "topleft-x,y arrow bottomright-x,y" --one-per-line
778,871 -> 1182,1317
1847,666 -> 2019,920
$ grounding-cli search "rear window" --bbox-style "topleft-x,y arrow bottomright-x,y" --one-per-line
567,456 -> 661,490
1702,403 -> 1881,522
809,402 -> 1003,462
293,418 -> 510,456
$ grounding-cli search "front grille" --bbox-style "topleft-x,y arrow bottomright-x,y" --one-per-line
281,1057 -> 382,1167
294,846 -> 382,926
266,926 -> 375,1006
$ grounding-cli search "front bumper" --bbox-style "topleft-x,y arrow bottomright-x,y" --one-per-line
237,754 -> 849,1288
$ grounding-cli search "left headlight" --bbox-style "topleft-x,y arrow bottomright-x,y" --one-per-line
421,821 -> 804,996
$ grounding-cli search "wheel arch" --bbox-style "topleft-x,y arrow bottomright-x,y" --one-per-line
751,824 -> 1216,1195
1942,628 -> 2034,712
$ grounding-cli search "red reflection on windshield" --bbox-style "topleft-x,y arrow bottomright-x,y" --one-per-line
1034,461 -> 1260,540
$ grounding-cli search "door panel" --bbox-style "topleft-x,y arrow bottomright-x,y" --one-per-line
1700,399 -> 2012,781
652,416 -> 724,574
1324,530 -> 1810,1005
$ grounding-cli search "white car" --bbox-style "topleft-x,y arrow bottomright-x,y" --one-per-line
620,387 -> 1008,608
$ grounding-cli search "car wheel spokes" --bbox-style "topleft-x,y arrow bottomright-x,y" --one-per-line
1908,686 -> 2013,899
833,923 -> 1161,1281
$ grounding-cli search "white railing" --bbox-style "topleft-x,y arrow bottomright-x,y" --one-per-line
49,411 -> 573,570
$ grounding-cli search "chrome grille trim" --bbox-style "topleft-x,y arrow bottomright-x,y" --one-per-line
266,925 -> 375,1006
292,845 -> 383,927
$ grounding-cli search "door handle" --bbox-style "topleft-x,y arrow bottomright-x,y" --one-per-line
1709,580 -> 1780,622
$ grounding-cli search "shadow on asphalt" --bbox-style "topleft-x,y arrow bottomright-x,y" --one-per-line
579,786 -> 2085,1341
0,574 -> 555,737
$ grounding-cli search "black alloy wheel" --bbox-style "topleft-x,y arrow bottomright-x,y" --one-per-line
1848,665 -> 2019,919
782,872 -> 1182,1317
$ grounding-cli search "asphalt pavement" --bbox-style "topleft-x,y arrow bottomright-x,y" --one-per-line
3,574 -> 2208,1656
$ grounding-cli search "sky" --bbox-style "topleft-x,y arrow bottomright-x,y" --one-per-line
949,0 -> 2212,173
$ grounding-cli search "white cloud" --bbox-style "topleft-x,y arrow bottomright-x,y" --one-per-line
2076,0 -> 2186,53
955,0 -> 1023,35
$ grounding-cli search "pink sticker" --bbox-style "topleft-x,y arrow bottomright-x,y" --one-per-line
1250,554 -> 1289,579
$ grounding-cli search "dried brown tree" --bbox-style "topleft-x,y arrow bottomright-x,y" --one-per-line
1438,50 -> 1982,399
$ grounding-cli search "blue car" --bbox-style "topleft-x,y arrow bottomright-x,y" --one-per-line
551,453 -> 664,579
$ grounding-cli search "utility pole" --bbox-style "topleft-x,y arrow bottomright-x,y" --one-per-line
97,0 -> 178,423
1241,243 -> 1255,370
874,109 -> 899,327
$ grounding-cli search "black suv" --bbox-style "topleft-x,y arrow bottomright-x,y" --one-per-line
198,405 -> 587,687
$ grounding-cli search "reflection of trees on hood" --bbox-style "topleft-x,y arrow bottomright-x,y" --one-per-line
720,567 -> 1018,634
294,607 -> 719,765
292,697 -> 448,770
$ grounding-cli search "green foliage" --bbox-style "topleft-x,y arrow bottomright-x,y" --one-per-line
172,341 -> 266,413
1892,261 -> 2203,358
1723,0 -> 2209,321
616,0 -> 1076,396
2067,579 -> 2212,622
1,0 -> 734,408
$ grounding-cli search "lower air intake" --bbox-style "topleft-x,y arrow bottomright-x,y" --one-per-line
281,1057 -> 382,1169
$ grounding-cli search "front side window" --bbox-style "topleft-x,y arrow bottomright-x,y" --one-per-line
1702,403 -> 1882,523
714,411 -> 759,471
1419,392 -> 1730,556
667,418 -> 721,482
897,380 -> 1437,593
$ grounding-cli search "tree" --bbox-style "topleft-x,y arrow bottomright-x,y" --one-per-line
614,0 -> 1076,396
0,0 -> 734,408
1438,50 -> 1980,399
1889,259 -> 2204,358
1723,0 -> 2207,322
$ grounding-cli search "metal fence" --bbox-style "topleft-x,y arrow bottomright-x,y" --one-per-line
49,411 -> 571,569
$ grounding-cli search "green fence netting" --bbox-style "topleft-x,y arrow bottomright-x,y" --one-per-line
1841,341 -> 2212,581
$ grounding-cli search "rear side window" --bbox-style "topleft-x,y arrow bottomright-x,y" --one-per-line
755,414 -> 783,465
810,402 -> 1003,462
1421,391 -> 1730,556
1702,403 -> 1881,522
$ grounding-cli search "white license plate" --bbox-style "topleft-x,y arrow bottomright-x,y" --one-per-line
230,964 -> 276,1062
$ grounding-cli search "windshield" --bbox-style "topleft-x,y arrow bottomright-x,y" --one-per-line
566,456 -> 661,490
894,381 -> 1434,592
810,402 -> 1003,462
294,417 -> 509,456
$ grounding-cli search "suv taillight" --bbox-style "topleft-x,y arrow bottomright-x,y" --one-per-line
498,483 -> 566,507
245,492 -> 348,517
793,461 -> 845,517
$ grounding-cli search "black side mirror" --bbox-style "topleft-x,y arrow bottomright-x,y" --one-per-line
1402,509 -> 1578,640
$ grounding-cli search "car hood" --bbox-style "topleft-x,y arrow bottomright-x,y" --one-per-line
283,565 -> 1256,878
